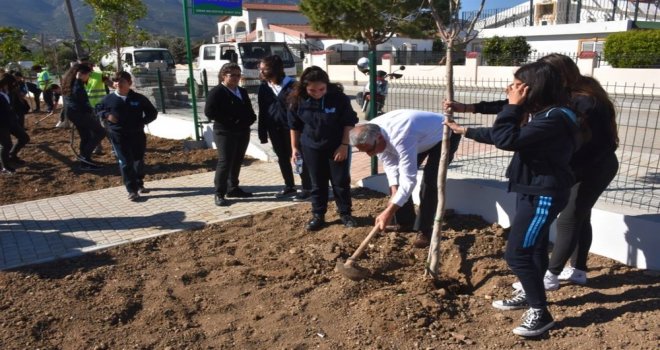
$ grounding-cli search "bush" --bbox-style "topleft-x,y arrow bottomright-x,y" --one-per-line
481,36 -> 531,66
603,29 -> 660,68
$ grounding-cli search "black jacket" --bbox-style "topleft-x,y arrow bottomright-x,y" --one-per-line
0,94 -> 19,127
257,78 -> 295,142
288,91 -> 358,150
64,79 -> 93,118
570,95 -> 618,178
205,84 -> 256,132
466,104 -> 579,196
96,90 -> 158,133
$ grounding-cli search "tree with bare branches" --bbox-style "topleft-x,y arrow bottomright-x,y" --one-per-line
425,0 -> 485,279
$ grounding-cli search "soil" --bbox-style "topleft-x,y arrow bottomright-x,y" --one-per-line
1,112 -> 658,349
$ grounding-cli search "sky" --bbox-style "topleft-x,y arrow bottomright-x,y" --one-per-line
460,0 -> 525,13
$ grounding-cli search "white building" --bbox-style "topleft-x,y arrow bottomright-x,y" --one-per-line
213,2 -> 434,58
467,0 -> 660,58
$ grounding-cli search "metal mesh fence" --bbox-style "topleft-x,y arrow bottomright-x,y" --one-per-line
383,77 -> 660,212
132,70 -> 659,213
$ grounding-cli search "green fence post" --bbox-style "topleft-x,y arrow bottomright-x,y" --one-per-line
202,69 -> 209,98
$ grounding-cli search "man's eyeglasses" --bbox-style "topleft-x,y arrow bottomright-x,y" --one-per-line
225,73 -> 241,78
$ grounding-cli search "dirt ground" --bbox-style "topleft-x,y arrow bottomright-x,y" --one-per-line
0,111 -> 658,349
0,111 -> 217,206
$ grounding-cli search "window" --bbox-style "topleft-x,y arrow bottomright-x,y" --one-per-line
579,38 -> 605,55
204,46 -> 217,60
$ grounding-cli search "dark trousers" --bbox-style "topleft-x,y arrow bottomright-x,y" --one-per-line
27,83 -> 41,111
549,153 -> 619,273
213,127 -> 250,196
108,130 -> 147,193
0,127 -> 12,168
9,121 -> 29,157
268,127 -> 311,190
395,133 -> 462,233
43,91 -> 60,112
68,112 -> 106,161
301,145 -> 352,216
507,192 -> 568,309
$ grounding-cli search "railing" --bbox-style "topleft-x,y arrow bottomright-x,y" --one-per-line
326,50 -> 463,66
463,0 -> 660,29
383,77 -> 660,212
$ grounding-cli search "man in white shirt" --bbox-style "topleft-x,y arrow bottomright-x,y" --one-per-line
349,109 -> 461,248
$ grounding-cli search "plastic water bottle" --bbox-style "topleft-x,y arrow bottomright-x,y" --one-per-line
293,152 -> 303,175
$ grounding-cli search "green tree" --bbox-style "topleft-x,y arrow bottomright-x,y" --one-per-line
481,36 -> 532,66
604,29 -> 660,68
84,0 -> 149,70
300,0 -> 448,50
0,26 -> 28,66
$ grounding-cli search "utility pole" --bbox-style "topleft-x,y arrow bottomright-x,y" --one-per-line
64,0 -> 85,60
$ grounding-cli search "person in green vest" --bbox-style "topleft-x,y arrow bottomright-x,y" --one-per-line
32,65 -> 50,113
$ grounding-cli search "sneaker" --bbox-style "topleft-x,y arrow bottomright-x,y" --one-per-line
512,308 -> 555,337
93,146 -> 104,155
306,214 -> 325,231
293,190 -> 311,202
340,214 -> 357,228
226,187 -> 253,198
55,120 -> 70,128
214,194 -> 229,206
558,266 -> 587,285
413,232 -> 431,248
138,186 -> 150,194
275,186 -> 296,198
492,290 -> 529,311
128,192 -> 140,202
512,270 -> 560,291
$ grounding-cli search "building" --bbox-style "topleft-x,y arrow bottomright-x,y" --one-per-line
466,0 -> 660,60
212,2 -> 434,59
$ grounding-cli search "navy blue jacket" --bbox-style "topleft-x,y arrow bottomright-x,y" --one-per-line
64,79 -> 93,118
204,84 -> 256,132
288,91 -> 358,150
0,94 -> 18,127
257,79 -> 295,142
570,95 -> 617,178
466,104 -> 579,196
96,90 -> 158,133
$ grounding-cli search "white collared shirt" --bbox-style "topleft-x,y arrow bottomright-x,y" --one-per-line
370,109 -> 445,207
268,76 -> 293,96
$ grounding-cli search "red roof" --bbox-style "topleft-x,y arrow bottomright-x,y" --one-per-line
243,3 -> 299,12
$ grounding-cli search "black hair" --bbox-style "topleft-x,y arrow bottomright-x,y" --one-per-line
112,71 -> 132,82
218,62 -> 241,80
61,63 -> 92,96
287,66 -> 343,108
514,61 -> 569,115
260,55 -> 285,83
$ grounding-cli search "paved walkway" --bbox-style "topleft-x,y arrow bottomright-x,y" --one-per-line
0,150 -> 381,271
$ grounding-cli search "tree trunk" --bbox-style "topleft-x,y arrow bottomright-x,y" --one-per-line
426,42 -> 455,279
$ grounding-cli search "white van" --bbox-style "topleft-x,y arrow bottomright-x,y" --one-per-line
198,42 -> 296,82
101,46 -> 176,71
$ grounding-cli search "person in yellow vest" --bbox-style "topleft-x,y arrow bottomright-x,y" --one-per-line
32,65 -> 50,112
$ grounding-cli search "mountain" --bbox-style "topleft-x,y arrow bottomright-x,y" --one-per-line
0,0 -> 299,41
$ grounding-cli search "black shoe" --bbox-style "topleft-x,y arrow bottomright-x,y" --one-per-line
79,162 -> 102,171
513,307 -> 555,337
1,167 -> 16,175
492,289 -> 529,311
293,190 -> 311,202
128,192 -> 140,202
226,187 -> 253,198
340,214 -> 357,228
9,155 -> 26,165
138,186 -> 150,194
215,194 -> 229,206
306,214 -> 325,231
275,186 -> 296,198
413,232 -> 431,248
77,156 -> 102,167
